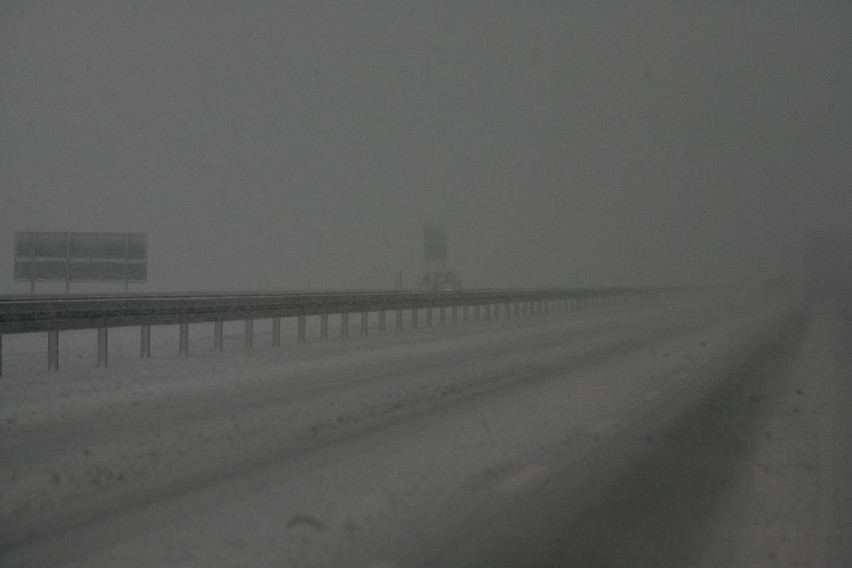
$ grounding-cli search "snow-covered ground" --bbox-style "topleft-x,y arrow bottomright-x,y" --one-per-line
1,292 -> 849,567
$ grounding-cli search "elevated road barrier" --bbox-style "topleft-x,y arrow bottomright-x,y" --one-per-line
0,288 -> 674,375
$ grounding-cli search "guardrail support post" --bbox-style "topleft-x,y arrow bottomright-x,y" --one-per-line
426,308 -> 432,328
484,304 -> 490,320
463,305 -> 470,322
48,330 -> 59,371
321,314 -> 329,341
0,334 -> 3,377
474,304 -> 481,321
361,312 -> 368,336
411,308 -> 418,329
514,302 -> 520,319
214,321 -> 224,352
298,315 -> 307,343
451,305 -> 458,325
179,323 -> 189,355
341,312 -> 349,338
439,307 -> 446,327
97,327 -> 108,367
140,325 -> 151,358
379,311 -> 386,333
395,309 -> 403,331
272,317 -> 281,347
245,319 -> 254,352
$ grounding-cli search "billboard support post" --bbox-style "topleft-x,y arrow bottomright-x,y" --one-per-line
124,234 -> 129,293
65,232 -> 71,294
30,232 -> 35,294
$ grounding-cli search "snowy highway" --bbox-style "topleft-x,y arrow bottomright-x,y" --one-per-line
1,293 -> 850,567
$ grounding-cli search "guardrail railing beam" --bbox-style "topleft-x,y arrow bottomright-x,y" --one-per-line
0,288 -> 675,375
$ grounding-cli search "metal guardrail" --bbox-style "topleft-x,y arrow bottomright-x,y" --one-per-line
0,287 -> 671,375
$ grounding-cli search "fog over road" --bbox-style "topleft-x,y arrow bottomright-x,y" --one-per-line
1,294 -> 850,567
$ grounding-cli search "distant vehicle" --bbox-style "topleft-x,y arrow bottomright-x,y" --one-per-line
418,271 -> 462,291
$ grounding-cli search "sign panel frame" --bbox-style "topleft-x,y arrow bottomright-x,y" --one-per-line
423,224 -> 448,263
14,231 -> 147,292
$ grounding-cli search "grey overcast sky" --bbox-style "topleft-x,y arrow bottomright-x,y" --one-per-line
1,1 -> 850,292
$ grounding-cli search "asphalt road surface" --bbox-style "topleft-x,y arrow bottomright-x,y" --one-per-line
1,293 -> 849,567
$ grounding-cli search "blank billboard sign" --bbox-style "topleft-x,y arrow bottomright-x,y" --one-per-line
14,232 -> 147,283
424,225 -> 447,262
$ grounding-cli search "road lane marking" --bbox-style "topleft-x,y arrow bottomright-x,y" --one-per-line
494,464 -> 546,493
590,417 -> 619,435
